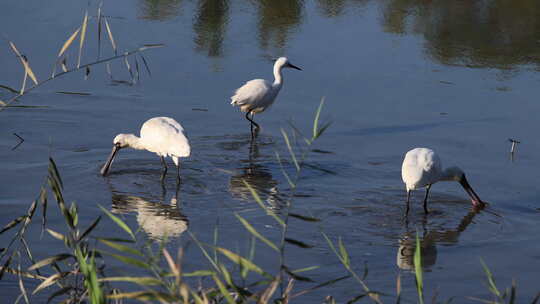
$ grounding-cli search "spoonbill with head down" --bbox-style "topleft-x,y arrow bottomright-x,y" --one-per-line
230,57 -> 301,138
401,147 -> 485,215
100,117 -> 190,182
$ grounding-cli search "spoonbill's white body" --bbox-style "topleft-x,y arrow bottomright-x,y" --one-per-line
101,117 -> 190,181
231,57 -> 301,138
401,147 -> 484,214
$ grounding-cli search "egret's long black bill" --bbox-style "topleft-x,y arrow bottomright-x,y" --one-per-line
100,145 -> 120,176
288,63 -> 302,71
459,177 -> 485,209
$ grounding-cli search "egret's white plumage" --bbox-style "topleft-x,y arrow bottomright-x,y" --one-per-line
101,117 -> 190,180
401,147 -> 485,214
231,57 -> 301,137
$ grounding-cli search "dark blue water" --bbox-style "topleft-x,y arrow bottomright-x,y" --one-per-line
1,0 -> 540,302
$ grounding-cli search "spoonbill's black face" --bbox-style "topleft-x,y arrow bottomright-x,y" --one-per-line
100,143 -> 121,176
459,175 -> 485,209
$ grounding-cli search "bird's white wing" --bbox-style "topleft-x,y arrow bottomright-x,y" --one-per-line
401,148 -> 442,190
230,79 -> 272,108
140,117 -> 191,157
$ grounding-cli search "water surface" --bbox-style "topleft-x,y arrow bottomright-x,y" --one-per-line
1,0 -> 540,302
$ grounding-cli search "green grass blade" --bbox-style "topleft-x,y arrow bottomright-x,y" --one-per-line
242,180 -> 285,227
98,239 -> 143,257
99,276 -> 162,286
281,128 -> 300,172
480,258 -> 501,298
99,205 -> 135,240
313,97 -> 325,140
101,251 -> 150,270
235,213 -> 279,252
414,232 -> 424,304
213,275 -> 235,304
216,247 -> 269,278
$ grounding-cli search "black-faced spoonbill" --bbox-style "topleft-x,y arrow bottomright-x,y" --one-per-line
230,57 -> 301,138
401,147 -> 485,215
100,117 -> 190,181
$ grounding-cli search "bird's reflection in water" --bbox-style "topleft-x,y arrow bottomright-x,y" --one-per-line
397,210 -> 480,270
228,140 -> 283,209
111,185 -> 188,241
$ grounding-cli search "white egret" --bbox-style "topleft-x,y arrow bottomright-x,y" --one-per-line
401,147 -> 485,214
230,57 -> 302,138
101,117 -> 190,181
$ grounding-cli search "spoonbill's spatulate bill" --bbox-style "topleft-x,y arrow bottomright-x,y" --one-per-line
401,147 -> 485,215
100,117 -> 190,181
230,57 -> 301,138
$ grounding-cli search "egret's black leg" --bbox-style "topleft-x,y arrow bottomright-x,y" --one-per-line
245,112 -> 260,139
405,190 -> 411,216
423,184 -> 432,214
160,156 -> 168,182
176,162 -> 181,184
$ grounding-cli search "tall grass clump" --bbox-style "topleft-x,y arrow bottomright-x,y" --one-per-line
0,4 -> 163,112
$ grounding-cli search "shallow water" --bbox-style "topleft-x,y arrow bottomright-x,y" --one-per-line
1,0 -> 540,302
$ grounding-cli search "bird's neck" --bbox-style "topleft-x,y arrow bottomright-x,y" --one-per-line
126,135 -> 146,151
273,63 -> 283,86
439,167 -> 461,182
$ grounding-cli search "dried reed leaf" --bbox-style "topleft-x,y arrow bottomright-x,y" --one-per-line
163,249 -> 179,278
257,276 -> 279,304
58,27 -> 80,57
0,84 -> 19,94
18,263 -> 30,304
104,17 -> 117,54
282,278 -> 295,304
9,42 -> 38,85
0,216 -> 26,235
78,11 -> 88,68
28,254 -> 74,271
20,238 -> 40,276
46,229 -> 66,242
138,43 -> 165,51
0,100 -> 5,106
0,253 -> 14,281
32,272 -> 69,294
